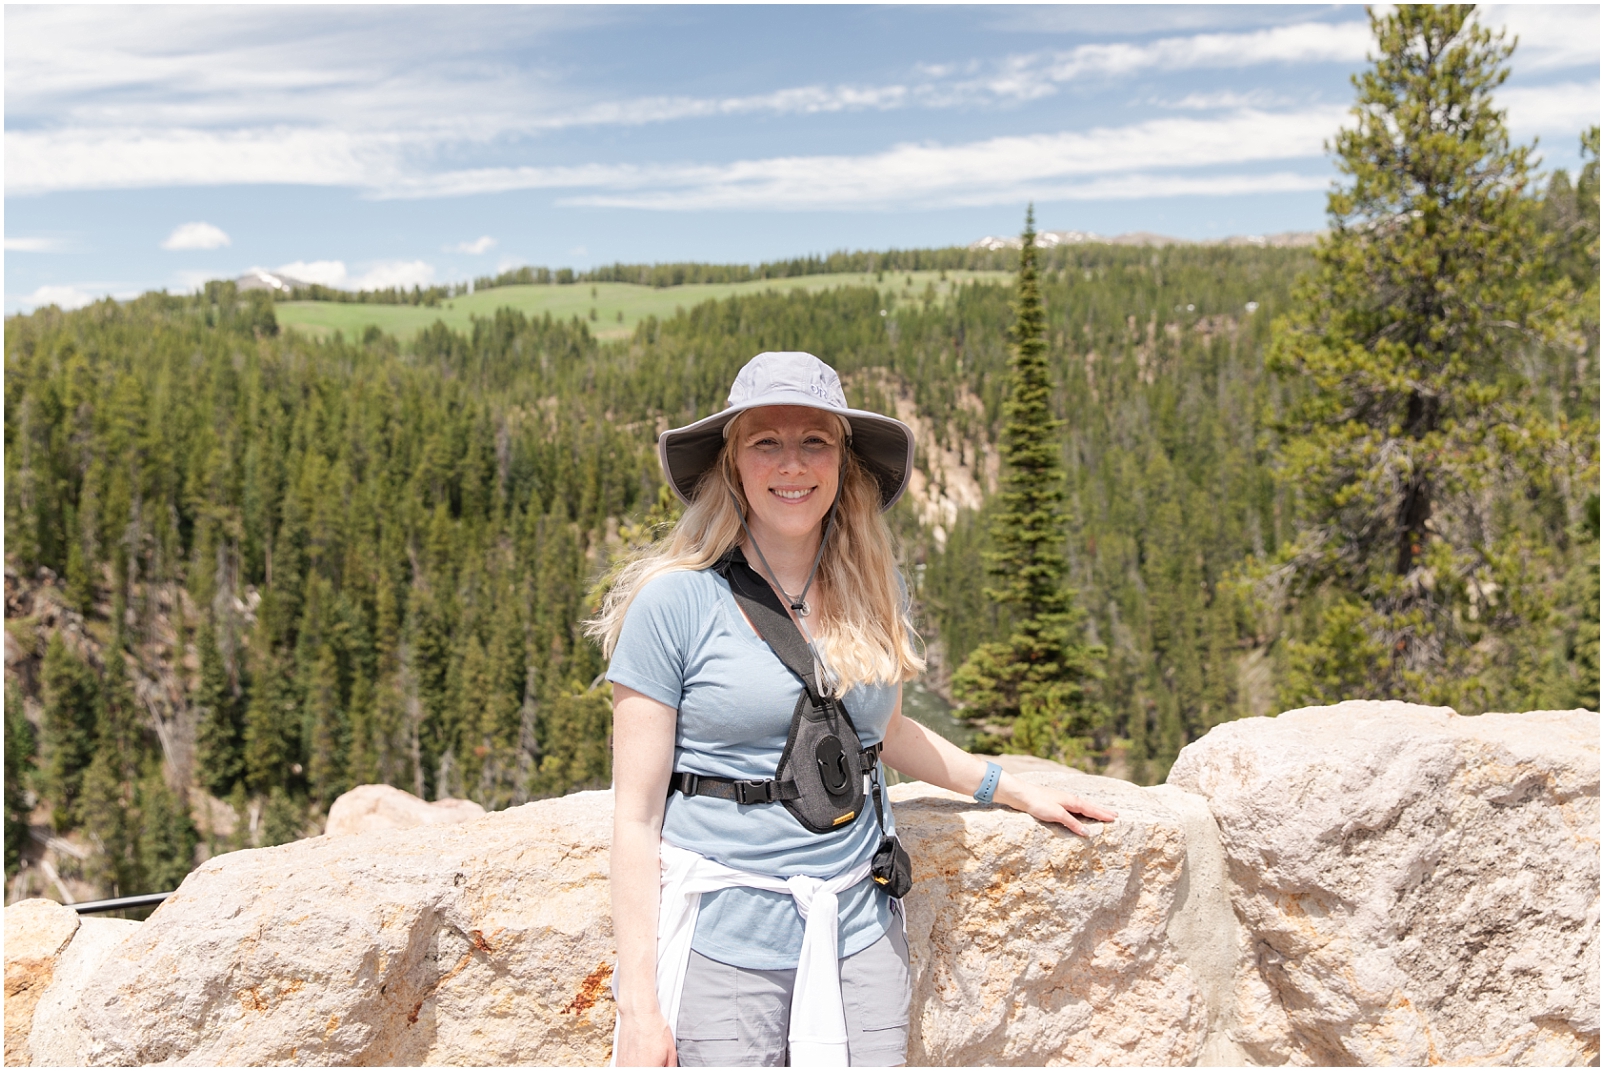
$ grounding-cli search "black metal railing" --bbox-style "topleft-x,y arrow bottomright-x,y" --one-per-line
69,892 -> 173,915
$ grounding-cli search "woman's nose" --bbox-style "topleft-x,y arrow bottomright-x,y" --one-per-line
777,442 -> 807,470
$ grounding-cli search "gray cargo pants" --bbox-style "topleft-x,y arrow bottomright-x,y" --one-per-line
674,918 -> 911,1067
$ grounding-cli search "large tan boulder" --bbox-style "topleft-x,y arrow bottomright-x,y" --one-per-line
323,784 -> 486,836
10,703 -> 1597,1066
4,900 -> 79,1066
1168,702 -> 1600,1066
50,789 -> 618,1066
18,774 -> 1233,1066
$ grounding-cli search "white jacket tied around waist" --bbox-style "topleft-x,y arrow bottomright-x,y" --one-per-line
612,841 -> 876,1066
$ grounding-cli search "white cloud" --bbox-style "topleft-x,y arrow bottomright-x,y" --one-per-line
382,107 -> 1346,208
7,5 -> 1584,210
354,260 -> 434,290
5,236 -> 61,252
1033,22 -> 1373,85
3,8 -> 1380,199
271,258 -> 435,291
6,127 -> 395,195
161,221 -> 231,250
1500,81 -> 1601,139
447,235 -> 496,255
19,284 -> 96,310
1159,89 -> 1294,111
1480,5 -> 1600,72
273,260 -> 349,287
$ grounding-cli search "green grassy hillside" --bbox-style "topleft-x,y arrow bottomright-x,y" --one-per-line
276,269 -> 1012,342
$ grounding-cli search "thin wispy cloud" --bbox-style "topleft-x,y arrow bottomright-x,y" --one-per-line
20,284 -> 97,310
1156,89 -> 1297,111
1478,5 -> 1601,72
1499,82 -> 1603,139
400,108 -> 1347,209
5,236 -> 62,252
7,7 -> 1592,208
7,18 -> 1374,135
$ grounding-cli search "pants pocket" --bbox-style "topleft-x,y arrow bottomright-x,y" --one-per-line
676,952 -> 739,1042
842,926 -> 912,1065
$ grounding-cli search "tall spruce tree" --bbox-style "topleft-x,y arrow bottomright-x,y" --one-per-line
952,207 -> 1106,760
1266,6 -> 1597,710
5,681 -> 36,878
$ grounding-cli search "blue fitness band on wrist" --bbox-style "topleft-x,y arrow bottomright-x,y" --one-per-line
974,761 -> 1003,804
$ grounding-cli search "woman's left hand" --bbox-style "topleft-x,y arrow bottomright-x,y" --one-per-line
996,777 -> 1119,837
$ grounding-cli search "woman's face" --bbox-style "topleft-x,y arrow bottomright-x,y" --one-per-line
733,406 -> 843,547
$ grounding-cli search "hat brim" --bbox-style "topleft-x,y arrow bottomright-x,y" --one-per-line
658,392 -> 916,512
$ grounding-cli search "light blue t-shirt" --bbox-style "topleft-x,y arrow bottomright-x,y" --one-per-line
606,567 -> 899,970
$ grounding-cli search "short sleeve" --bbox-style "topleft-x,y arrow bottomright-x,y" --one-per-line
606,571 -> 697,710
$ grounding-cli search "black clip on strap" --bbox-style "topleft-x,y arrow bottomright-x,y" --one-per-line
669,771 -> 801,805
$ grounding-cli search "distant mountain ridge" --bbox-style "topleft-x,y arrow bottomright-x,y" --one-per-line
969,229 -> 1323,252
236,268 -> 309,292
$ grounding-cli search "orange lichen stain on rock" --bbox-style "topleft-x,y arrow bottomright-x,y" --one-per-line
469,928 -> 495,954
235,977 -> 305,1013
562,962 -> 615,1016
982,866 -> 1026,903
324,1014 -> 340,1036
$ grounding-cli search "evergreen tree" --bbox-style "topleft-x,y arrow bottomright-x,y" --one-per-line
1266,6 -> 1597,710
134,763 -> 197,892
80,750 -> 138,895
193,622 -> 244,796
306,643 -> 348,806
260,786 -> 305,847
528,686 -> 613,798
5,681 -> 36,878
951,208 -> 1106,759
38,634 -> 99,831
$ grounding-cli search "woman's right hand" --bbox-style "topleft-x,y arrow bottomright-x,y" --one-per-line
614,1010 -> 677,1067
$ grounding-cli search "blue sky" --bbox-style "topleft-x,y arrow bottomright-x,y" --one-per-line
5,4 -> 1598,312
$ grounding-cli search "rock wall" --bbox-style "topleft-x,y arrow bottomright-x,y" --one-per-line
8,702 -> 1598,1066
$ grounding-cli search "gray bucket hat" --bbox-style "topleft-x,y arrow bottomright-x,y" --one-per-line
658,351 -> 916,512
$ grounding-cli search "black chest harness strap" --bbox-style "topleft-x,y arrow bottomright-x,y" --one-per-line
668,547 -> 912,896
668,549 -> 876,817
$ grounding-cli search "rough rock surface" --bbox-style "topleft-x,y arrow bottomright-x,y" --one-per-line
29,917 -> 142,1066
8,703 -> 1598,1066
1169,702 -> 1600,1066
896,773 -> 1240,1066
15,775 -> 1226,1067
323,784 -> 486,837
4,899 -> 80,1066
48,789 -> 619,1066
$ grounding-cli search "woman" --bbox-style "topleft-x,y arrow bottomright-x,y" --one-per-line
593,351 -> 1118,1067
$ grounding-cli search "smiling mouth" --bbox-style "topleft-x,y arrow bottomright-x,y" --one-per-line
771,488 -> 814,500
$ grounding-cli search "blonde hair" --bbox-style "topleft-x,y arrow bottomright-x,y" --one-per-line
589,410 -> 924,691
